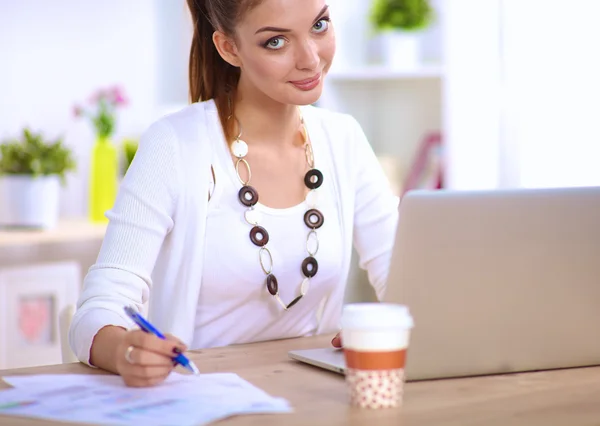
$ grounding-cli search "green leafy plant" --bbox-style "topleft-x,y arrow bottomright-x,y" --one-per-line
122,138 -> 138,174
0,128 -> 77,185
370,0 -> 433,32
74,86 -> 128,139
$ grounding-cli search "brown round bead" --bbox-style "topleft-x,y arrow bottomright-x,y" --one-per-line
304,209 -> 324,229
238,185 -> 259,207
304,169 -> 323,190
302,256 -> 319,278
250,226 -> 269,247
266,274 -> 278,296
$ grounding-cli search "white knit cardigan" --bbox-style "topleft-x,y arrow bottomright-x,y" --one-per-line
69,100 -> 399,365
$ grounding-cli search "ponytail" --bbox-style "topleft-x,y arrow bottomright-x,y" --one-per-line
187,0 -> 241,141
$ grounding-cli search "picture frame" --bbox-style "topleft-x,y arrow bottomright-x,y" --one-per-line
402,131 -> 444,197
0,261 -> 80,369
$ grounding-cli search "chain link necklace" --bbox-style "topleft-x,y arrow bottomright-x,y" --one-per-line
229,111 -> 324,310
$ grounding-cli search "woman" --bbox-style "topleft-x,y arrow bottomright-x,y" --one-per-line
69,0 -> 399,387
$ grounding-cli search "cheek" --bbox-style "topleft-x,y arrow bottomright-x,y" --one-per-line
244,53 -> 292,81
321,37 -> 336,64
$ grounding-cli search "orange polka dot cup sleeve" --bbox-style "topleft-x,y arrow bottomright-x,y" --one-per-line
340,303 -> 414,409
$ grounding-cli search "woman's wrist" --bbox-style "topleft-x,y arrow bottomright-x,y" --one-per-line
89,325 -> 127,373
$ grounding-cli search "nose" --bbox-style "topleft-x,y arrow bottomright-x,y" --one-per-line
296,39 -> 319,71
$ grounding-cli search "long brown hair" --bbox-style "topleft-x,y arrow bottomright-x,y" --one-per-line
187,0 -> 260,141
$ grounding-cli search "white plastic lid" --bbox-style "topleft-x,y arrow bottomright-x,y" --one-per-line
341,303 -> 414,330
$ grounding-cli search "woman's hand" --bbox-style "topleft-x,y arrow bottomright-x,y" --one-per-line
115,330 -> 188,387
331,332 -> 342,348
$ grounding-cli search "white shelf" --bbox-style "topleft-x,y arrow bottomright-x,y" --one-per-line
327,64 -> 443,82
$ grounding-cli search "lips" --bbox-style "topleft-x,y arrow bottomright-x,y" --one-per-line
291,74 -> 320,85
289,73 -> 322,91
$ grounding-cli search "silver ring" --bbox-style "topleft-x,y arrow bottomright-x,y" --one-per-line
125,345 -> 135,364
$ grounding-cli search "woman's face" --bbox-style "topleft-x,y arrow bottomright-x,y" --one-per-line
233,0 -> 336,106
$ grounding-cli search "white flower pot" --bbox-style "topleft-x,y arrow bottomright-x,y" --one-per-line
379,31 -> 422,70
0,175 -> 60,229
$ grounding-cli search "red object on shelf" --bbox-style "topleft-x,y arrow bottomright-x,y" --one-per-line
402,132 -> 444,197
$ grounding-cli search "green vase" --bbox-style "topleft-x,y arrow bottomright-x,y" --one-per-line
89,136 -> 118,223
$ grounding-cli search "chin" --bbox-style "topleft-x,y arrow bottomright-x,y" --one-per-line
283,84 -> 324,106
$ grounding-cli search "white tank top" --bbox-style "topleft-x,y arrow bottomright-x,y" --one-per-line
192,118 -> 343,349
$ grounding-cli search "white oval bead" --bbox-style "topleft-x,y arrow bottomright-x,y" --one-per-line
244,208 -> 261,225
300,278 -> 310,296
305,190 -> 318,208
275,294 -> 287,310
230,139 -> 248,158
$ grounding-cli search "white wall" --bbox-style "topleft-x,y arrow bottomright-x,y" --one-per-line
154,1 -> 193,106
442,0 -> 600,190
441,0 -> 503,190
0,0 -> 189,218
502,0 -> 600,188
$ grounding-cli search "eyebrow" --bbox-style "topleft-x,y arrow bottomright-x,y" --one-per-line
254,5 -> 329,35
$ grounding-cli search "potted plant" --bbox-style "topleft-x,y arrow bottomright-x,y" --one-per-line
74,85 -> 128,223
0,128 -> 76,229
370,0 -> 433,69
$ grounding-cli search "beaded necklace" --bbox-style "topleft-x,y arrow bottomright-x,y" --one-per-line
229,110 -> 324,310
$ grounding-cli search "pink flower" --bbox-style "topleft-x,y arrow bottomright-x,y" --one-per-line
74,85 -> 129,138
110,85 -> 128,106
73,105 -> 84,117
88,89 -> 107,104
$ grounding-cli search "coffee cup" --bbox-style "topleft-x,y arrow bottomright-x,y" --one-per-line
340,303 -> 414,409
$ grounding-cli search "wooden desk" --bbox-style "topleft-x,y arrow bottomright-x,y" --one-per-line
1,335 -> 600,425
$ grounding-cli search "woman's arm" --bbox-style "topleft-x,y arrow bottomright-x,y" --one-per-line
69,119 -> 183,370
349,117 -> 400,301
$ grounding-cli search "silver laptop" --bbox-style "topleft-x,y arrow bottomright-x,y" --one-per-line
289,186 -> 600,380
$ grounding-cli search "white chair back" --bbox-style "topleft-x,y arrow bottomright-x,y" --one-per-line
59,304 -> 78,363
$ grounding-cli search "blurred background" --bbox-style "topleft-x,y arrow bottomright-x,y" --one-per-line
0,0 -> 599,368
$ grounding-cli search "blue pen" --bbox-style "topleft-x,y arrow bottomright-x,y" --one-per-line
124,306 -> 200,374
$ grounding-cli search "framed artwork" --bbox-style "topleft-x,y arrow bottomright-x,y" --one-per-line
0,261 -> 80,369
17,294 -> 55,346
402,132 -> 444,198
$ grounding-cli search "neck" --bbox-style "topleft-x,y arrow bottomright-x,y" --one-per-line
232,79 -> 302,147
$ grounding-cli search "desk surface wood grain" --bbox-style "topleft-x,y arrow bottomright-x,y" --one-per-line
1,334 -> 600,426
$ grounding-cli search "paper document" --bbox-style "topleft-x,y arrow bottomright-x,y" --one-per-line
0,372 -> 291,425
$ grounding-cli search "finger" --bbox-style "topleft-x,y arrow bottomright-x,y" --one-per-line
331,333 -> 342,348
123,364 -> 173,381
125,346 -> 174,367
164,333 -> 186,346
126,330 -> 186,358
163,334 -> 189,357
123,372 -> 170,388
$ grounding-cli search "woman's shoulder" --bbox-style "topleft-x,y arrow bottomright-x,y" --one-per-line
151,100 -> 214,139
139,100 -> 215,158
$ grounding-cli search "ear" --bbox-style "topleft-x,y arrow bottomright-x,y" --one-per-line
212,31 -> 242,67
